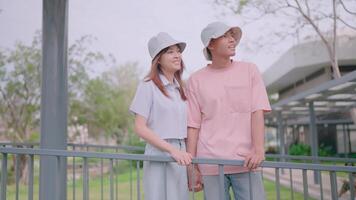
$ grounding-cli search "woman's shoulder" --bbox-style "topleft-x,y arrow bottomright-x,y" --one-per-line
137,79 -> 155,91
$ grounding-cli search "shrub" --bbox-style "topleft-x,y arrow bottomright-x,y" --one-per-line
288,143 -> 311,156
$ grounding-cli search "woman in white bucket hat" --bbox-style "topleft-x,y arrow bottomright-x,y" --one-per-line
130,32 -> 191,200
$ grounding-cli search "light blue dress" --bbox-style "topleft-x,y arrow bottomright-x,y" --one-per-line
130,74 -> 188,200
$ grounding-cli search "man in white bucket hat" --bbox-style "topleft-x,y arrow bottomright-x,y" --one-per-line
130,32 -> 192,200
186,21 -> 271,200
201,21 -> 242,61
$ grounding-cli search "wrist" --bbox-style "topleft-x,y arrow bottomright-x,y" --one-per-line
187,164 -> 199,170
254,148 -> 265,155
167,145 -> 176,154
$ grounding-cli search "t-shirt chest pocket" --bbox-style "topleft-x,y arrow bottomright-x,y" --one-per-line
224,85 -> 251,113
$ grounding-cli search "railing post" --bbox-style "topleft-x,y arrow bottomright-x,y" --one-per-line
302,169 -> 309,200
15,155 -> 20,200
130,161 -> 133,200
1,153 -> 8,200
309,101 -> 319,184
248,171 -> 253,200
72,147 -> 76,200
289,168 -> 294,200
110,159 -> 114,200
218,165 -> 225,200
28,155 -> 34,200
275,168 -> 280,200
164,162 -> 168,200
83,157 -> 89,200
115,148 -> 119,200
350,172 -> 355,200
191,163 -> 196,200
318,170 -> 324,200
329,171 -> 338,200
100,147 -> 103,200
136,161 -> 141,200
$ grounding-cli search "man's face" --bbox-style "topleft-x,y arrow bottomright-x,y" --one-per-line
208,29 -> 237,59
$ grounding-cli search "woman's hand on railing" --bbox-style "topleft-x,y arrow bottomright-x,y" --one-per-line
169,148 -> 193,166
187,165 -> 203,192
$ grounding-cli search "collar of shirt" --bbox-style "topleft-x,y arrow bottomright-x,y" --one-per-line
159,73 -> 180,89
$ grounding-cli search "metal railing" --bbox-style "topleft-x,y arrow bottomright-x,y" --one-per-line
266,153 -> 356,163
0,142 -> 145,152
2,142 -> 355,164
0,145 -> 355,200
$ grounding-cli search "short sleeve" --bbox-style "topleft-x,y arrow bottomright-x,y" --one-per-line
186,77 -> 202,128
251,64 -> 272,113
129,81 -> 153,119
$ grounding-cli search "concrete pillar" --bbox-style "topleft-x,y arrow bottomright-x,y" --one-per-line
39,1 -> 68,200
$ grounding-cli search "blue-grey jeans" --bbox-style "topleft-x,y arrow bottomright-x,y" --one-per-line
202,171 -> 265,200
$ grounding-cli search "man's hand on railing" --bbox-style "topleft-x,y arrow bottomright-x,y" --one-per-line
243,151 -> 265,170
187,164 -> 203,192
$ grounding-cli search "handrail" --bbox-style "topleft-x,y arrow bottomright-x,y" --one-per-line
1,142 -> 354,163
1,147 -> 355,172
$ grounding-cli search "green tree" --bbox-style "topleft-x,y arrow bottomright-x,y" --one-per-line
0,33 -> 105,183
67,36 -> 105,142
0,33 -> 106,143
82,62 -> 140,144
0,35 -> 41,184
0,34 -> 41,143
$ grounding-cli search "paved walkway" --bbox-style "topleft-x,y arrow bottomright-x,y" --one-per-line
262,168 -> 354,200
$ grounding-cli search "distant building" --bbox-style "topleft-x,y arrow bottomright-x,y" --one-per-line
263,35 -> 356,155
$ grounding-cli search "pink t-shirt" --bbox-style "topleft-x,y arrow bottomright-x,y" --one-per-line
186,61 -> 271,175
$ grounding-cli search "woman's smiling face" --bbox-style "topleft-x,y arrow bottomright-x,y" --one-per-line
158,45 -> 183,73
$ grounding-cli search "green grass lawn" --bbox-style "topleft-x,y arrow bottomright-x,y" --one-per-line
5,168 -> 315,200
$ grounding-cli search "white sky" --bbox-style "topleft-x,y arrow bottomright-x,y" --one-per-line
1,0 -> 353,78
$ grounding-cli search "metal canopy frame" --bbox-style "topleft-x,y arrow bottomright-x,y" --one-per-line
266,70 -> 356,123
266,69 -> 356,184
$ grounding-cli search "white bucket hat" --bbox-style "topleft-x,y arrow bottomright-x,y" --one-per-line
148,32 -> 186,60
201,21 -> 242,60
